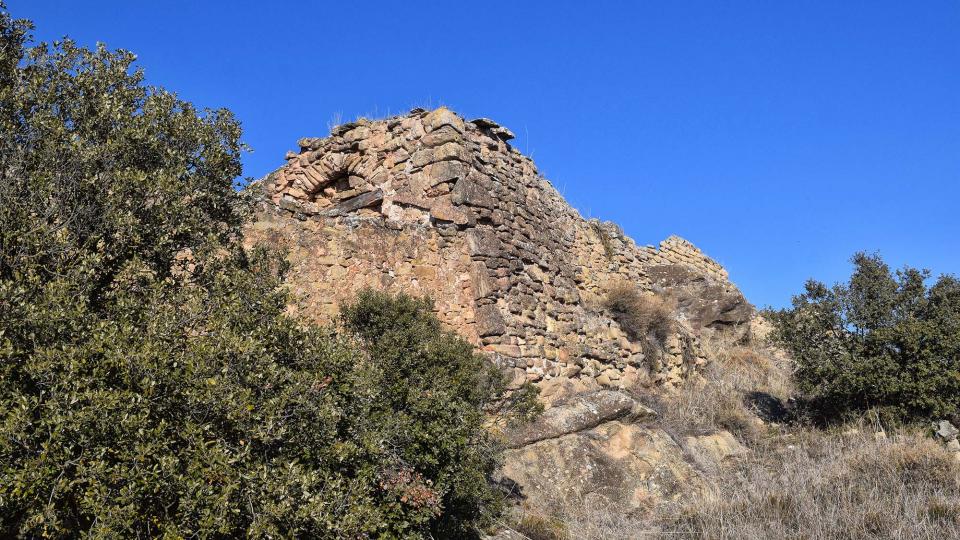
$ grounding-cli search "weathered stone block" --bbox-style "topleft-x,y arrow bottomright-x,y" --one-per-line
451,174 -> 495,208
475,304 -> 506,337
423,107 -> 465,134
411,142 -> 470,168
421,124 -> 462,148
423,160 -> 467,187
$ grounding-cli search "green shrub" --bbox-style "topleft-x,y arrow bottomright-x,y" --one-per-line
340,290 -> 540,537
768,252 -> 960,424
0,7 -> 534,537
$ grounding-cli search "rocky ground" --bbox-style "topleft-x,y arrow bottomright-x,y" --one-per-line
493,330 -> 960,540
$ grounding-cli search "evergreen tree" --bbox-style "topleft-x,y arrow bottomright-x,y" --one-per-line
769,252 -> 960,424
0,6 -> 533,537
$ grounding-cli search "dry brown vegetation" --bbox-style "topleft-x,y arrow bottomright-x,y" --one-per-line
656,329 -> 794,440
507,329 -> 960,539
520,428 -> 960,540
603,282 -> 675,346
510,512 -> 571,540
662,428 -> 960,539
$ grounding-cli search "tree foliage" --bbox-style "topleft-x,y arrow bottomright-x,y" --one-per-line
0,6 -> 532,537
768,252 -> 960,424
340,290 -> 540,538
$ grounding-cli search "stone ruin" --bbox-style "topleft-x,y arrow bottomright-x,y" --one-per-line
246,107 -> 753,397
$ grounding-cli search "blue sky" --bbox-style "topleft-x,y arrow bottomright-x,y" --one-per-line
10,1 -> 959,308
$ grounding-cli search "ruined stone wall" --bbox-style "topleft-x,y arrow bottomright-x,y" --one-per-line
246,107 -> 749,391
646,236 -> 729,282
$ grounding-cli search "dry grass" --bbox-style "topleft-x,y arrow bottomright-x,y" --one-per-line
661,428 -> 960,539
525,332 -> 960,539
603,282 -> 675,346
527,428 -> 960,540
635,329 -> 794,443
510,512 -> 571,540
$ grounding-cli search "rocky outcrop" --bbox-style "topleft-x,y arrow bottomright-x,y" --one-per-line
499,392 -> 697,514
246,107 -> 754,392
647,262 -> 753,334
503,390 -> 656,448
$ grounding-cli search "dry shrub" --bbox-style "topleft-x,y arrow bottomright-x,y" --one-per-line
512,512 -> 570,540
648,330 -> 795,442
698,328 -> 794,402
603,282 -> 675,346
555,509 -> 655,540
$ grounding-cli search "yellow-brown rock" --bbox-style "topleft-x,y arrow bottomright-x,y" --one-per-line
245,107 -> 754,391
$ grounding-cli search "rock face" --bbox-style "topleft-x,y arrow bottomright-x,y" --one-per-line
647,260 -> 753,338
246,107 -> 753,391
503,390 -> 657,448
499,390 -> 697,513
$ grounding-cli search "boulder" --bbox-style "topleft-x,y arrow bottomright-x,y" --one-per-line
498,391 -> 695,514
501,420 -> 695,514
647,263 -> 753,333
684,430 -> 750,467
503,390 -> 656,448
933,420 -> 959,442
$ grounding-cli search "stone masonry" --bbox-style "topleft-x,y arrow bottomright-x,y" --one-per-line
245,107 -> 752,391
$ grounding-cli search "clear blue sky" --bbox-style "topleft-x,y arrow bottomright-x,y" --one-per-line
10,1 -> 959,308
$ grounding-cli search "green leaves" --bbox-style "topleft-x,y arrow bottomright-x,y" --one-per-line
340,289 -> 521,537
769,252 -> 960,425
0,6 -> 529,537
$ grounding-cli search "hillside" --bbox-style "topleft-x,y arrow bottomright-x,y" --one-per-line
6,6 -> 959,536
244,107 -> 960,539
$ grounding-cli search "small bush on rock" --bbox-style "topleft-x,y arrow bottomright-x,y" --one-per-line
603,282 -> 675,346
513,512 -> 570,540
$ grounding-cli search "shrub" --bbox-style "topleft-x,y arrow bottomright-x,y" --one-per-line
339,290 -> 540,538
0,8 -> 533,537
513,512 -> 570,540
603,282 -> 675,346
767,252 -> 960,424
